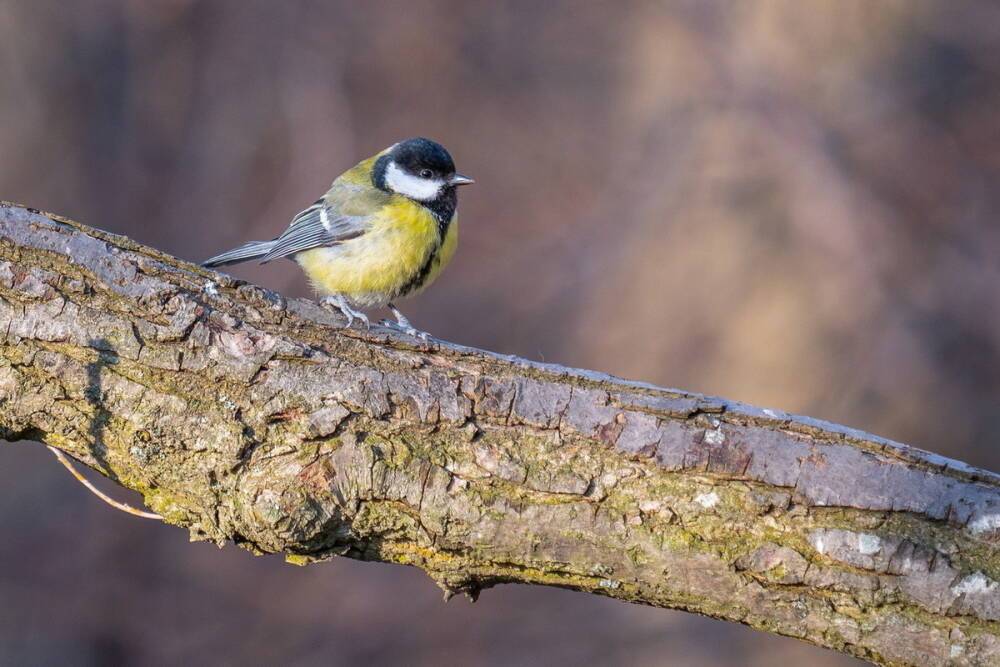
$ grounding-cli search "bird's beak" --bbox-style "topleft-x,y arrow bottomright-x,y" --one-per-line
449,173 -> 475,186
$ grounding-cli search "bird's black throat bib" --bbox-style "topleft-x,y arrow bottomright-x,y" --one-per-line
423,188 -> 457,238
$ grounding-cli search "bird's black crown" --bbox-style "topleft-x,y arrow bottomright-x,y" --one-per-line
390,137 -> 455,178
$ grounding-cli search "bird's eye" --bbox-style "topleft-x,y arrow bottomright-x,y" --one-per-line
419,169 -> 433,178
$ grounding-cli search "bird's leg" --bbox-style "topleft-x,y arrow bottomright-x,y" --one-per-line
381,303 -> 429,340
320,294 -> 369,329
390,304 -> 414,330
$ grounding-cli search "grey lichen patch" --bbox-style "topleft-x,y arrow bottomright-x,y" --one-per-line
968,511 -> 1000,537
694,491 -> 720,509
809,528 -> 885,569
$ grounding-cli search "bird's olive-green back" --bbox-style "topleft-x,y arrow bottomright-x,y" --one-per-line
322,153 -> 397,220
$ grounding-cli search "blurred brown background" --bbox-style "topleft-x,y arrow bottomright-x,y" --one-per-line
2,1 -> 999,665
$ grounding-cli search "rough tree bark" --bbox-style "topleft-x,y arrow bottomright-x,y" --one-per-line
0,202 -> 997,666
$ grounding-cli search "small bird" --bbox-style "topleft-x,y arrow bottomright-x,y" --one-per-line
202,137 -> 473,336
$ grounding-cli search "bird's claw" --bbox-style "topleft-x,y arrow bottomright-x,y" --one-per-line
320,295 -> 369,329
379,319 -> 429,340
404,326 -> 429,340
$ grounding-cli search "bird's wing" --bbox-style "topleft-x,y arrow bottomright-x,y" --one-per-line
260,203 -> 363,263
260,175 -> 393,263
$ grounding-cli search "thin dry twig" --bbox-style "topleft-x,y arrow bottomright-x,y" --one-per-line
47,446 -> 162,520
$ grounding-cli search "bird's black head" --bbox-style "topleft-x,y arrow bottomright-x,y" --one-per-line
392,137 -> 456,180
373,138 -> 474,220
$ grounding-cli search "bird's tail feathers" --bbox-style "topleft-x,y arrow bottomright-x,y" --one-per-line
201,240 -> 275,268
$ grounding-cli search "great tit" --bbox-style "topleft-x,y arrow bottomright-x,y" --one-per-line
202,137 -> 473,336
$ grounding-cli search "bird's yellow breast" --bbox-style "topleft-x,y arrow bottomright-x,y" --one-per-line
296,197 -> 457,307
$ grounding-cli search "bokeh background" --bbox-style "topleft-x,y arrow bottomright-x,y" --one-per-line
2,1 -> 999,665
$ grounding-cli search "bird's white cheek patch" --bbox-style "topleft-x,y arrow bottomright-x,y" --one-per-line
385,162 -> 443,201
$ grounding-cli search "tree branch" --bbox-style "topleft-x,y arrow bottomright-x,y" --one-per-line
1,202 -> 997,666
